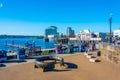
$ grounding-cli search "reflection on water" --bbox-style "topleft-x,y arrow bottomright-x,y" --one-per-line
0,38 -> 56,51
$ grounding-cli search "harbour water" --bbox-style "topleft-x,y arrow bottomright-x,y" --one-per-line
0,38 -> 56,51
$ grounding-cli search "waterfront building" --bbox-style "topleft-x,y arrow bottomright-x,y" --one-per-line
66,27 -> 75,37
113,29 -> 120,37
48,35 -> 55,41
45,26 -> 59,38
76,29 -> 101,41
99,32 -> 106,41
78,29 -> 91,41
92,32 -> 99,38
91,32 -> 106,38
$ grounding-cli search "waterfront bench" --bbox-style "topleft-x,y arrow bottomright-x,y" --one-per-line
34,55 -> 64,72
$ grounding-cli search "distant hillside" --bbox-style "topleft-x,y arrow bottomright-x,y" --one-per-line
0,35 -> 44,39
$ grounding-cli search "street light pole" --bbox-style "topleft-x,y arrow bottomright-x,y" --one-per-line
109,14 -> 112,45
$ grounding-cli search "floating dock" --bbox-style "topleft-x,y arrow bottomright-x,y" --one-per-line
6,44 -> 28,49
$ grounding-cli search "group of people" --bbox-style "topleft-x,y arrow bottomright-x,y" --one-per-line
78,41 -> 99,53
55,41 -> 99,54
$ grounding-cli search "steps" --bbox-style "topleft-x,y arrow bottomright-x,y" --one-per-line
84,53 -> 99,62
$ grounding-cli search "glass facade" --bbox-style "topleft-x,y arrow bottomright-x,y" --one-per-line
45,26 -> 59,38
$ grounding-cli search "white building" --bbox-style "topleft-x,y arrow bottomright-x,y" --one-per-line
48,35 -> 55,40
80,29 -> 90,34
76,29 -> 101,41
113,29 -> 120,37
77,29 -> 91,41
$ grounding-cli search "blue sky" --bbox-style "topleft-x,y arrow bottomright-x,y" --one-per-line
0,0 -> 120,35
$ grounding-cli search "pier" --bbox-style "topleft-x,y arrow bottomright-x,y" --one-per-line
5,40 -> 55,57
5,40 -> 35,49
6,44 -> 28,49
6,43 -> 55,51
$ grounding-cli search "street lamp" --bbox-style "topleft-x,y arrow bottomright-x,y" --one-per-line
109,13 -> 112,44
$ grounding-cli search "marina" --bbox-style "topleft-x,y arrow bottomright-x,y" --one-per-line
0,37 -> 101,63
1,0 -> 120,80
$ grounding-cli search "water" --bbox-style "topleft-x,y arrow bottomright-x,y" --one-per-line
0,38 -> 57,51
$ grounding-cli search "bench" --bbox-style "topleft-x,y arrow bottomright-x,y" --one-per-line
34,55 -> 64,72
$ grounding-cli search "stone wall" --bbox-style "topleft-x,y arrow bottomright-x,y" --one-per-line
99,43 -> 120,64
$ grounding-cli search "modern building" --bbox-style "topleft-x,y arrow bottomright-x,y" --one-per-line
66,27 -> 75,37
45,26 -> 59,38
113,29 -> 120,37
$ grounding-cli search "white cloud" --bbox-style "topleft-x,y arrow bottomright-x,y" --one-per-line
0,3 -> 3,8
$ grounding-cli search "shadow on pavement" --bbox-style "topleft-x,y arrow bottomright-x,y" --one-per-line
43,62 -> 78,72
5,59 -> 27,63
0,63 -> 6,67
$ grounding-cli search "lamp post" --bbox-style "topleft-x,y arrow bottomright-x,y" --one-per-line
109,14 -> 112,45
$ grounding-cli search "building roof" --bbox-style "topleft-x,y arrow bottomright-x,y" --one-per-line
113,29 -> 120,32
49,26 -> 57,29
80,29 -> 90,34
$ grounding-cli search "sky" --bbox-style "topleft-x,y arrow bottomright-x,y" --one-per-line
0,0 -> 120,35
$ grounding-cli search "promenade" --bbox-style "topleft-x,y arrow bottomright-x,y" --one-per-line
0,52 -> 120,80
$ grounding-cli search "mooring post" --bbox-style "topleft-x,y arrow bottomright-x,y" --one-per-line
32,41 -> 35,54
5,40 -> 7,46
12,40 -> 14,45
